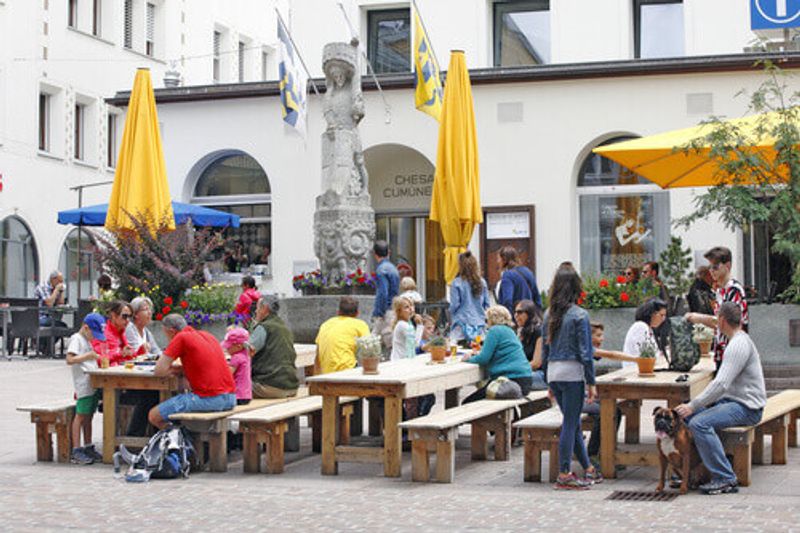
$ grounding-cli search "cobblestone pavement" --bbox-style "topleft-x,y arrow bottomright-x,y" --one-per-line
2,360 -> 799,531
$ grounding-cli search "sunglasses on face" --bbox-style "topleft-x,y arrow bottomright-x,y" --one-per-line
514,310 -> 526,315
120,314 -> 132,320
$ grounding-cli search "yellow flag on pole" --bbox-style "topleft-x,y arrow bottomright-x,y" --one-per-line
413,7 -> 443,121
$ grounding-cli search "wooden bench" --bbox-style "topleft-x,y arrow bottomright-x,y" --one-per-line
17,401 -> 76,463
720,389 -> 800,487
514,407 -> 594,483
230,395 -> 358,474
169,388 -> 311,472
398,391 -> 550,483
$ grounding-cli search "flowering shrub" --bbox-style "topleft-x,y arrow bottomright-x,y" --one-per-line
183,309 -> 247,328
183,283 -> 238,315
579,276 -> 659,310
292,270 -> 326,291
343,269 -> 377,289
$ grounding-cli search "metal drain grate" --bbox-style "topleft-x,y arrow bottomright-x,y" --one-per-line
606,491 -> 678,502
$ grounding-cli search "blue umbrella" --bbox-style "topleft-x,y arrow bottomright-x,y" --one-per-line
58,201 -> 240,228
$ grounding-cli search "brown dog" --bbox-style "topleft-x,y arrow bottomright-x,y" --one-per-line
653,407 -> 709,494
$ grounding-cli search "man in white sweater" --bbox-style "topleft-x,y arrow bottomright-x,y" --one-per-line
675,302 -> 766,495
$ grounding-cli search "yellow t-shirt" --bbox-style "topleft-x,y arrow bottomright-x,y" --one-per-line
315,316 -> 371,374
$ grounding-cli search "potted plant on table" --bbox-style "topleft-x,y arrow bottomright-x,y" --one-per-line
425,335 -> 448,363
636,341 -> 657,377
692,324 -> 714,357
356,334 -> 383,375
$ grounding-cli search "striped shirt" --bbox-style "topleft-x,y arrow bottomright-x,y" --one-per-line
713,279 -> 748,365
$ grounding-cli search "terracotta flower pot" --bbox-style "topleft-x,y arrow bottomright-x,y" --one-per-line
430,346 -> 447,363
697,340 -> 712,357
361,355 -> 380,375
636,357 -> 656,377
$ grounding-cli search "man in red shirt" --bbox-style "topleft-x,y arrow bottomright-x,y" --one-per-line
147,314 -> 236,429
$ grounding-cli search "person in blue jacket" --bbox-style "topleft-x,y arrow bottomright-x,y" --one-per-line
449,251 -> 490,343
496,246 -> 541,314
461,305 -> 533,403
541,263 -> 602,489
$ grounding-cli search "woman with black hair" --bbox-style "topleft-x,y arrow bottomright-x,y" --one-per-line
542,264 -> 601,489
622,298 -> 668,368
514,299 -> 547,390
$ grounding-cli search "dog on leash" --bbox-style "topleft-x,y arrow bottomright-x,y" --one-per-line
653,407 -> 709,494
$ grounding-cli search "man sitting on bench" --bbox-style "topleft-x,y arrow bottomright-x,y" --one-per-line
148,314 -> 236,429
675,302 -> 766,495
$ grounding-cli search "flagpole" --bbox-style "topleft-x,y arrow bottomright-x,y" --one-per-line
336,2 -> 392,124
411,0 -> 442,75
275,8 -> 321,97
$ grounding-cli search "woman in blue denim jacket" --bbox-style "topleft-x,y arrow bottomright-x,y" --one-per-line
542,264 -> 602,489
449,251 -> 490,343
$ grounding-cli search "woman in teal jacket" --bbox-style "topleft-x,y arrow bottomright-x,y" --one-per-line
462,305 -> 533,403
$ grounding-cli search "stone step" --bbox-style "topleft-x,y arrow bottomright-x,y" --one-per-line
764,376 -> 800,392
762,365 -> 800,378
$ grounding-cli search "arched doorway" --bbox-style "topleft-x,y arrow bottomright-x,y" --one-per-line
190,151 -> 272,274
365,144 -> 445,300
58,228 -> 98,302
0,216 -> 39,297
577,136 -> 670,275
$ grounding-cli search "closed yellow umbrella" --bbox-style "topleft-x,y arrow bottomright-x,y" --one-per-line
429,51 -> 482,283
593,110 -> 797,188
105,68 -> 175,234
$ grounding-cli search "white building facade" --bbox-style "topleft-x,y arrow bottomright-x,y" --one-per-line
3,0 -> 798,301
0,0 -> 282,300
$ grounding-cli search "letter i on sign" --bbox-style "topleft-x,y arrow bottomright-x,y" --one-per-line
778,0 -> 787,17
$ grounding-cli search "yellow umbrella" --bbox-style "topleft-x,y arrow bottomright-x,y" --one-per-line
429,51 -> 482,283
105,68 -> 175,235
593,109 -> 798,188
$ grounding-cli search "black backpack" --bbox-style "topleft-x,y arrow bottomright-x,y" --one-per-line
114,426 -> 195,482
667,316 -> 700,372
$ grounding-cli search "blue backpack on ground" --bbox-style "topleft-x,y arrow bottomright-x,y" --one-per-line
114,426 -> 195,482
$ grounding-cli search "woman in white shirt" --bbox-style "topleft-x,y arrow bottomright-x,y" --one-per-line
622,298 -> 668,368
125,296 -> 161,357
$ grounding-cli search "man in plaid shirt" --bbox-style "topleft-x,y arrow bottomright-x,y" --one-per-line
686,247 -> 749,370
34,270 -> 67,326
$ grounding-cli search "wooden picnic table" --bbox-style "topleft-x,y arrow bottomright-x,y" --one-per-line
306,354 -> 482,477
88,366 -> 180,464
597,357 -> 715,478
87,343 -> 320,464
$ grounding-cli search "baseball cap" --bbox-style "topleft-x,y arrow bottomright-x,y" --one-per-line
83,313 -> 107,341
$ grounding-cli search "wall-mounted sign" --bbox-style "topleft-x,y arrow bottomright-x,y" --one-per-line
751,0 -> 800,29
486,211 -> 530,239
365,145 -> 435,213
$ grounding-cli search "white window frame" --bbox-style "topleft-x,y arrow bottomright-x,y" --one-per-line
124,0 -> 134,49
38,92 -> 50,152
106,107 -> 121,169
74,102 -> 85,161
145,2 -> 155,56
213,30 -> 222,83
68,0 -> 78,28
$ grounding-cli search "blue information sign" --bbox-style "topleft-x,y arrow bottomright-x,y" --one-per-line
751,0 -> 800,29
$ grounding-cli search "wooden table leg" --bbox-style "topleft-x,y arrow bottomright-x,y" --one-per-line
102,387 -> 117,464
445,388 -> 459,409
321,395 -> 339,475
35,422 -> 53,462
242,428 -> 260,473
600,397 -> 616,479
621,400 -> 641,444
383,396 -> 402,477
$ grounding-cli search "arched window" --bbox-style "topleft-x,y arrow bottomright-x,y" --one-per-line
577,136 -> 670,274
58,228 -> 98,303
0,216 -> 39,297
191,152 -> 272,274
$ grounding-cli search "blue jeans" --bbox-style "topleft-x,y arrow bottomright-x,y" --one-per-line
687,399 -> 763,484
530,370 -> 548,390
158,392 -> 236,420
549,381 -> 591,474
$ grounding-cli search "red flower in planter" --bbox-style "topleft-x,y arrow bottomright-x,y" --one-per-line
156,313 -> 163,321
599,279 -> 609,288
620,292 -> 630,303
580,291 -> 587,299
162,306 -> 171,314
577,297 -> 585,306
164,296 -> 173,306
616,275 -> 626,284
357,276 -> 366,284
180,300 -> 188,309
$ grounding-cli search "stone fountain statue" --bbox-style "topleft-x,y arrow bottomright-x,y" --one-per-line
313,39 -> 376,279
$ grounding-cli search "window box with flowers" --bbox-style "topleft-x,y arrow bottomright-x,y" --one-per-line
293,269 -> 376,296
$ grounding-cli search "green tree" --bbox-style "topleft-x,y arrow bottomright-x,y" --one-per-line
676,62 -> 800,302
659,235 -> 692,297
